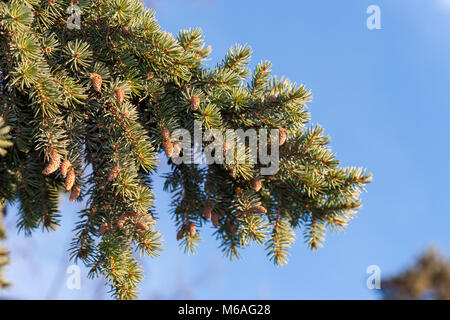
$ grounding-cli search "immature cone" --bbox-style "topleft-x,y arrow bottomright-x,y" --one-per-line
172,143 -> 181,158
163,139 -> 174,158
108,166 -> 120,182
99,223 -> 109,236
69,185 -> 81,202
252,178 -> 262,192
211,211 -> 221,228
223,142 -> 231,155
115,87 -> 125,104
89,73 -> 102,93
147,72 -> 154,81
268,95 -> 278,103
42,149 -> 61,175
188,223 -> 197,237
161,128 -> 170,140
65,167 -> 75,191
136,221 -> 149,232
203,202 -> 212,221
236,187 -> 242,196
279,127 -> 288,146
250,205 -> 267,214
60,159 -> 71,177
122,26 -> 130,35
176,226 -> 185,240
117,214 -> 129,230
191,95 -> 200,111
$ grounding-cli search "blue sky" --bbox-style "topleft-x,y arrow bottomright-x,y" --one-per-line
2,0 -> 450,299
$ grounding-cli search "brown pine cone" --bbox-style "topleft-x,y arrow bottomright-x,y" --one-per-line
114,87 -> 125,104
161,128 -> 171,140
188,223 -> 197,237
268,95 -> 278,103
107,166 -> 120,182
252,178 -> 262,192
42,149 -> 61,175
147,72 -> 154,81
203,202 -> 212,221
250,205 -> 267,214
136,220 -> 149,232
211,211 -> 222,227
99,223 -> 109,236
191,95 -> 200,111
117,214 -> 129,230
69,185 -> 81,202
65,167 -> 75,191
279,127 -> 288,146
176,226 -> 185,240
60,159 -> 71,177
89,73 -> 102,93
163,139 -> 174,158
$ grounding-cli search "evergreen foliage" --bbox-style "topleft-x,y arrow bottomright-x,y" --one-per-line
0,0 -> 371,299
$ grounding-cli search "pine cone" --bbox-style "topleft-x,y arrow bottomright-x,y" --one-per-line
172,143 -> 181,158
42,149 -> 61,175
161,128 -> 171,140
65,167 -> 75,191
252,178 -> 262,192
147,72 -> 154,81
176,226 -> 185,240
89,73 -> 102,93
136,220 -> 149,232
117,214 -> 129,229
250,205 -> 267,214
269,95 -> 278,103
115,87 -> 125,104
107,166 -> 120,182
279,127 -> 287,146
99,223 -> 109,236
69,185 -> 81,202
191,95 -> 200,111
211,211 -> 221,227
60,159 -> 71,177
236,187 -> 242,196
226,221 -> 238,236
203,202 -> 212,221
122,26 -> 130,35
188,223 -> 196,237
163,139 -> 174,158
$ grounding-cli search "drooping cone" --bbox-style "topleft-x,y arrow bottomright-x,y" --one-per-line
136,220 -> 149,232
172,143 -> 181,158
99,223 -> 109,236
163,139 -> 174,158
252,178 -> 262,192
203,202 -> 212,221
42,149 -> 61,175
188,223 -> 196,237
117,214 -> 129,230
89,73 -> 102,93
161,128 -> 170,140
107,166 -> 120,182
191,95 -> 200,111
250,205 -> 267,214
60,159 -> 71,177
279,127 -> 288,146
176,226 -> 185,240
69,185 -> 81,202
268,95 -> 277,103
211,211 -> 221,228
65,167 -> 75,191
114,87 -> 125,104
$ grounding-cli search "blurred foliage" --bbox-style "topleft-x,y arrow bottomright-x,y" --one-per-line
382,248 -> 450,300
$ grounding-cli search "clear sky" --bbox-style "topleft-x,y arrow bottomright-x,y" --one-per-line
2,0 -> 450,300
